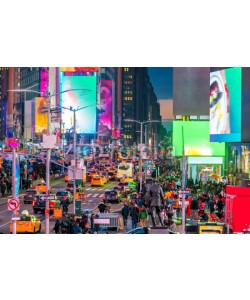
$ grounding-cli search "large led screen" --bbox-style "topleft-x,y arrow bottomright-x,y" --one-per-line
61,76 -> 97,133
210,67 -> 242,142
35,97 -> 48,134
98,80 -> 112,137
173,121 -> 225,157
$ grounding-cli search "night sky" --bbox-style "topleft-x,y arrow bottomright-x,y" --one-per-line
148,67 -> 173,99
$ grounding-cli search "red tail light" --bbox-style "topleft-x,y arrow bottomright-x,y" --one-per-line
32,201 -> 35,206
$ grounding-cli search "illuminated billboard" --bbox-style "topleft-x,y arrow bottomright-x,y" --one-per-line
35,97 -> 48,134
60,67 -> 98,73
210,68 -> 242,142
173,121 -> 225,157
61,75 -> 97,133
98,80 -> 112,137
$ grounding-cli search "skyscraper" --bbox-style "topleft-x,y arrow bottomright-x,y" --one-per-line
0,67 -> 8,140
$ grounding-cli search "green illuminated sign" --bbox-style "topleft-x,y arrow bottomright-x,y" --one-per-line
173,121 -> 225,157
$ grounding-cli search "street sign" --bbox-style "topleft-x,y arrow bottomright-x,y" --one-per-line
40,195 -> 57,201
94,219 -> 110,225
41,107 -> 49,113
178,190 -> 190,194
12,217 -> 21,221
8,198 -> 20,211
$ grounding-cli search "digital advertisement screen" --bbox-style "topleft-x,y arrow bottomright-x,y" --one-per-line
173,121 -> 225,157
60,67 -> 98,73
210,67 -> 242,142
98,80 -> 112,137
35,97 -> 48,134
61,75 -> 97,134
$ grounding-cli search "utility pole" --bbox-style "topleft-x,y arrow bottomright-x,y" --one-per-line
45,95 -> 51,234
12,147 -> 17,234
73,108 -> 77,214
181,125 -> 187,234
140,122 -> 143,192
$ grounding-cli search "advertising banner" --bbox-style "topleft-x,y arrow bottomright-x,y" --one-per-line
61,75 -> 97,134
35,97 -> 48,134
60,67 -> 98,73
210,68 -> 242,142
98,80 -> 112,137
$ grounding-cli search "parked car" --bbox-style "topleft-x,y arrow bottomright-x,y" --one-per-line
23,189 -> 41,204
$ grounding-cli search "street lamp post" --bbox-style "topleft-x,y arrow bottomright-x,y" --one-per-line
124,119 -> 160,192
53,104 -> 97,214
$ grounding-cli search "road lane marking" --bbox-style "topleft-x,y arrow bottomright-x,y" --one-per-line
100,194 -> 104,197
87,194 -> 92,198
92,193 -> 99,197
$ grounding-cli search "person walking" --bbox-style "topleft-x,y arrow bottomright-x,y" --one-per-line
121,202 -> 129,228
129,203 -> 139,229
98,200 -> 107,213
148,179 -> 164,226
61,197 -> 69,214
139,205 -> 148,227
52,219 -> 61,234
72,222 -> 83,234
190,195 -> 199,220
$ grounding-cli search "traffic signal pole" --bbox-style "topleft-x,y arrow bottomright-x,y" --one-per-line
12,147 -> 17,234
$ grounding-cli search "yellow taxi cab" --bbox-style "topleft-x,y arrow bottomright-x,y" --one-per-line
35,183 -> 52,194
91,175 -> 105,186
120,176 -> 134,183
10,214 -> 41,234
99,174 -> 108,184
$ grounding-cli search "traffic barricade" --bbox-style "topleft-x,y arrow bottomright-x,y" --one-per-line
94,213 -> 120,231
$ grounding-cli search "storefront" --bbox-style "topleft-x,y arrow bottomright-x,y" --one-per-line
226,144 -> 250,185
173,120 -> 225,182
187,156 -> 224,182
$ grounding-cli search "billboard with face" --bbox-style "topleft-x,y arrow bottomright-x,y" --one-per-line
61,75 -> 97,133
210,68 -> 242,142
35,97 -> 48,134
98,80 -> 112,137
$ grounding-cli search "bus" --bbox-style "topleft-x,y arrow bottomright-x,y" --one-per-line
117,163 -> 134,180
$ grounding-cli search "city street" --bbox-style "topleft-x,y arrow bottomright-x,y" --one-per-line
0,178 -> 121,234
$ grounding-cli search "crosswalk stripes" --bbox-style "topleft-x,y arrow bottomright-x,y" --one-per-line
87,194 -> 92,198
92,193 -> 99,198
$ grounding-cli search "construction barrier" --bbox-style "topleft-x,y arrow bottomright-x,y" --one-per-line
94,213 -> 120,231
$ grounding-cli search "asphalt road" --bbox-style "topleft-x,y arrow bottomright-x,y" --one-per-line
0,178 -> 121,234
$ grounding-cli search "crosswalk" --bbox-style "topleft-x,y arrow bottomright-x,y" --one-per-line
85,187 -> 108,198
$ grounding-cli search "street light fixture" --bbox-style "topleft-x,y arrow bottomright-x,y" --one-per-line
124,119 -> 160,192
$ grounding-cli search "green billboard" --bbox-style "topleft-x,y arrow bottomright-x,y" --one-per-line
173,121 -> 225,157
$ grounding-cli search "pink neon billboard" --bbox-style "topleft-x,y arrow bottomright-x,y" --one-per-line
40,67 -> 48,96
98,80 -> 112,137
